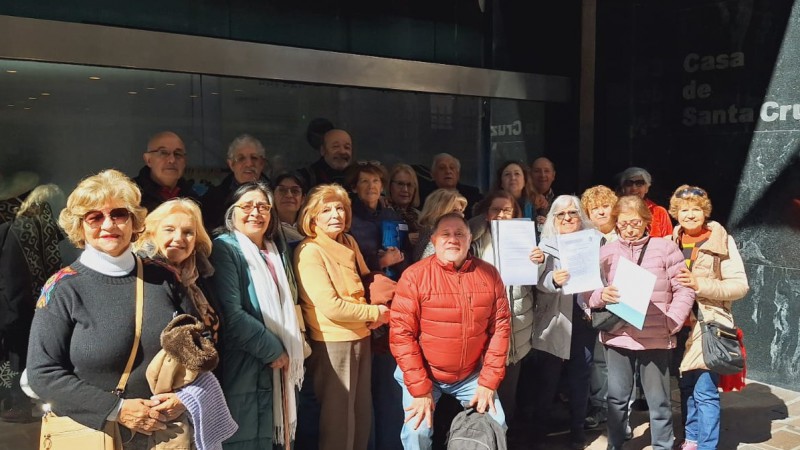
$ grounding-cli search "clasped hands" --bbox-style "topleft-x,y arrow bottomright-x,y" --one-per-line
118,393 -> 185,435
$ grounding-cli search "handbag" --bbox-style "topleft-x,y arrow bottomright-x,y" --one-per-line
695,303 -> 745,375
40,257 -> 144,450
591,242 -> 649,332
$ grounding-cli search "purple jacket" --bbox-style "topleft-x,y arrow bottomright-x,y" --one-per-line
588,235 -> 695,350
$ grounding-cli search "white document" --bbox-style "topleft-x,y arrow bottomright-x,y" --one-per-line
490,219 -> 538,286
607,257 -> 657,330
556,229 -> 603,294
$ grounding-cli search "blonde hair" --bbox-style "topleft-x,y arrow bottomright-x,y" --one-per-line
59,169 -> 147,248
580,185 -> 618,216
298,184 -> 352,238
418,189 -> 468,227
389,163 -> 420,208
17,184 -> 65,218
611,195 -> 652,228
136,198 -> 212,262
668,184 -> 712,220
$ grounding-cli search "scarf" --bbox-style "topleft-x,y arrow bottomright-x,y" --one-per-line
177,254 -> 220,344
176,372 -> 238,450
10,203 -> 63,299
80,243 -> 135,276
233,231 -> 304,444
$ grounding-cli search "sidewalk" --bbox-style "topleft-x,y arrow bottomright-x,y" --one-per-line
0,380 -> 797,450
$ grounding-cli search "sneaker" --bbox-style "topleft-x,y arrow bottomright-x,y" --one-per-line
0,407 -> 36,423
584,408 -> 607,429
624,423 -> 633,441
679,441 -> 698,450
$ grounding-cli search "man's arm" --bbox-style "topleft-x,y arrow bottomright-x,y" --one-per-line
389,269 -> 432,398
477,271 -> 511,392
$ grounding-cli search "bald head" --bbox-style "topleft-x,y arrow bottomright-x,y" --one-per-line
144,131 -> 186,188
531,157 -> 556,194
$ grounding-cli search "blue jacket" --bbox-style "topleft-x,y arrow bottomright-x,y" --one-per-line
208,232 -> 296,450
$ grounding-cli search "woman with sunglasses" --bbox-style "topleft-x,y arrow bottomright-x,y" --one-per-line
668,185 -> 748,450
618,167 -> 673,238
272,173 -> 307,246
208,181 -> 305,449
529,195 -> 597,449
26,169 -> 198,448
588,195 -> 695,450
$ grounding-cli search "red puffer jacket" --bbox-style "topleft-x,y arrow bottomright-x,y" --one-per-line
390,255 -> 511,397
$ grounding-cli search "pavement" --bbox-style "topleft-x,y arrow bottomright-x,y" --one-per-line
0,379 -> 798,450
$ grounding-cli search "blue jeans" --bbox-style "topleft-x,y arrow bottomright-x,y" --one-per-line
393,367 -> 507,450
680,370 -> 720,450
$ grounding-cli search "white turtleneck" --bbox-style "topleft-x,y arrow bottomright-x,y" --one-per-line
79,243 -> 135,276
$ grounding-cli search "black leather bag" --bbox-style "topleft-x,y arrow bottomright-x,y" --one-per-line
697,306 -> 745,375
591,308 -> 624,331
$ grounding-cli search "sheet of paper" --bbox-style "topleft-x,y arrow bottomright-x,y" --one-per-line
607,256 -> 657,330
490,219 -> 538,286
556,229 -> 603,294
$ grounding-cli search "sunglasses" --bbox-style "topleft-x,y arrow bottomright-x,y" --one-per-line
676,187 -> 707,198
555,210 -> 580,220
623,179 -> 647,188
236,202 -> 272,214
83,208 -> 131,228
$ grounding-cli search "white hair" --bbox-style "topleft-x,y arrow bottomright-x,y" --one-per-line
227,134 -> 266,160
430,153 -> 461,173
540,195 -> 596,239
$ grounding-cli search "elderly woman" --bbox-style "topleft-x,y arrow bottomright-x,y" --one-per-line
294,184 -> 391,450
387,163 -> 422,245
588,195 -> 695,450
346,162 -> 406,276
494,161 -> 548,219
618,167 -> 673,238
135,198 -> 220,343
208,181 -> 304,450
468,189 -> 544,421
579,185 -> 619,430
272,173 -> 307,246
530,195 -> 597,449
26,169 -> 195,448
668,185 -> 748,450
411,188 -> 467,262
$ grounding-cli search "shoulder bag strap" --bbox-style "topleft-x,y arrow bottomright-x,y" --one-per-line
115,256 -> 144,396
635,242 -> 649,266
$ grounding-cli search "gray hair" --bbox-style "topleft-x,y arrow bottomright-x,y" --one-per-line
619,167 -> 652,187
540,195 -> 596,239
431,153 -> 461,174
227,134 -> 266,160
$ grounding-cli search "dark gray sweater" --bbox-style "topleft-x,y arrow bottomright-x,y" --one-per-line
27,259 -> 194,430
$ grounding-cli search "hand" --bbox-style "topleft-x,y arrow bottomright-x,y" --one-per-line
553,269 -> 570,286
529,247 -> 544,264
536,215 -> 547,225
408,232 -> 420,247
149,393 -> 186,422
269,352 -> 289,369
404,392 -> 435,430
601,285 -> 620,304
118,398 -> 167,435
676,267 -> 699,290
468,385 -> 497,415
368,305 -> 390,329
379,247 -> 405,268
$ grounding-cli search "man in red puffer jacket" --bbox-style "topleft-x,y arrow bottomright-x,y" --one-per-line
390,212 -> 511,450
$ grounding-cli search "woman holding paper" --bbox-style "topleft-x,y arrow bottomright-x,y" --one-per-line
530,194 -> 597,449
668,185 -> 748,450
468,190 -> 544,421
588,195 -> 695,450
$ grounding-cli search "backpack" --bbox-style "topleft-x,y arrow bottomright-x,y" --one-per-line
446,408 -> 507,450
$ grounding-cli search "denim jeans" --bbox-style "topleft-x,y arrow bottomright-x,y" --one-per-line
393,367 -> 506,450
680,369 -> 720,450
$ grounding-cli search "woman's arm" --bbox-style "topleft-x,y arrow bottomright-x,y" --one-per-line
664,243 -> 696,333
695,236 -> 749,302
208,239 -> 285,365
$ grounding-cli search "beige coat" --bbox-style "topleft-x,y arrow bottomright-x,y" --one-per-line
672,221 -> 749,373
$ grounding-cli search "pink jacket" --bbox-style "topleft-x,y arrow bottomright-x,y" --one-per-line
588,235 -> 695,350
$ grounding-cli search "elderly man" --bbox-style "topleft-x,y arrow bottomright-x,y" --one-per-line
618,166 -> 673,238
133,131 -> 199,212
297,128 -> 353,187
419,153 -> 482,217
202,134 -> 270,230
531,157 -> 557,203
390,212 -> 511,450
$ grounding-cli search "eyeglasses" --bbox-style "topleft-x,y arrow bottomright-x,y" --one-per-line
356,160 -> 382,166
235,202 -> 272,214
617,219 -> 644,229
275,186 -> 303,196
489,207 -> 514,216
676,187 -> 707,198
83,208 -> 131,228
555,210 -> 580,220
146,148 -> 186,160
232,154 -> 264,165
623,179 -> 647,188
391,181 -> 414,190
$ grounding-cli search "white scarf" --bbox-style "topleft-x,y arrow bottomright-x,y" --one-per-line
233,231 -> 304,444
79,243 -> 135,276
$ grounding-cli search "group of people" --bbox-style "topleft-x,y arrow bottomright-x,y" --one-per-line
1,126 -> 749,450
